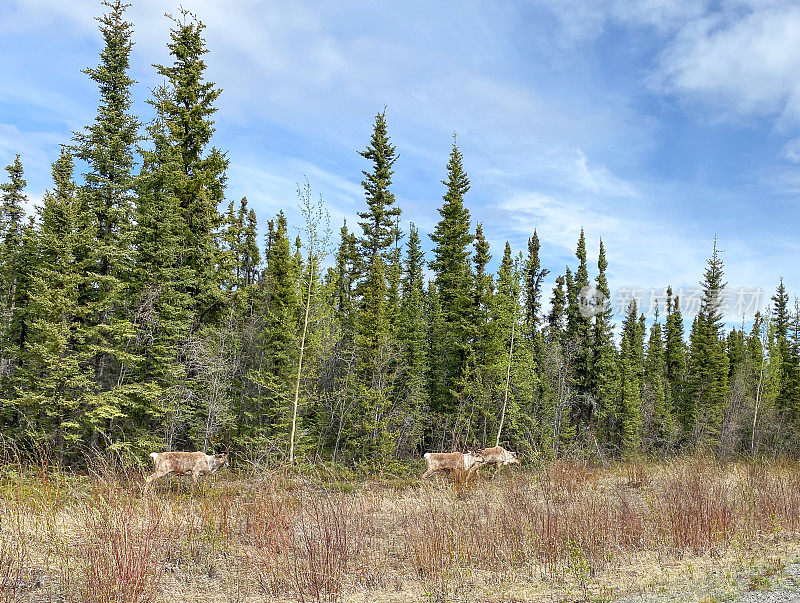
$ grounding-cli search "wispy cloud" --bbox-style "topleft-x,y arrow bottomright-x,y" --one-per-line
652,2 -> 800,125
783,138 -> 800,163
0,124 -> 64,195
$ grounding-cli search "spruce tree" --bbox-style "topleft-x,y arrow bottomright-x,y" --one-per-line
0,155 -> 29,372
523,230 -> 549,336
151,8 -> 229,325
472,223 -> 494,365
0,155 -> 26,251
72,0 -> 138,277
619,300 -> 643,455
686,240 -> 729,446
354,110 -> 401,461
429,138 -> 473,412
241,204 -> 261,287
21,150 -> 91,451
664,287 -> 687,433
358,110 -> 400,262
397,224 -> 427,449
71,0 -> 142,448
386,223 -> 402,335
332,221 -> 359,337
6,216 -> 38,395
771,279 -> 797,422
644,311 -> 673,448
220,200 -> 242,290
591,239 -> 619,447
492,243 -> 523,447
356,109 -> 399,355
132,111 -> 195,448
254,211 -> 299,443
547,274 -> 567,342
787,302 -> 800,431
567,229 -> 592,398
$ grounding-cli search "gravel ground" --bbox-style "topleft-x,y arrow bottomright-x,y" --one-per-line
738,563 -> 800,603
616,561 -> 800,603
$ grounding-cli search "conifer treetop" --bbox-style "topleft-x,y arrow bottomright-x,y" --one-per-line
358,109 -> 399,259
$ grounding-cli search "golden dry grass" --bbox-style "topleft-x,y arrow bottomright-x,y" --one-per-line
2,456 -> 800,602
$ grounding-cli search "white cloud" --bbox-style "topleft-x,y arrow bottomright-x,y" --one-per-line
529,0 -> 707,46
0,124 -> 64,198
783,138 -> 800,163
495,189 -> 783,325
528,0 -> 800,126
574,151 -> 636,197
653,2 -> 800,124
760,166 -> 800,194
227,158 -> 363,233
497,189 -> 709,292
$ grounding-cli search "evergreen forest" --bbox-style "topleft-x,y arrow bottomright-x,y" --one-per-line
2,1 -> 798,467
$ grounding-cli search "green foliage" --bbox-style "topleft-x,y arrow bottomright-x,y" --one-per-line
665,287 -> 687,433
523,230 -> 548,337
69,0 -> 142,451
4,0 -> 800,465
567,230 -> 592,401
686,240 -> 730,447
0,156 -> 31,385
593,239 -> 620,448
619,301 -> 644,455
644,317 -> 675,449
151,8 -> 229,324
352,110 -> 402,462
428,138 -> 474,414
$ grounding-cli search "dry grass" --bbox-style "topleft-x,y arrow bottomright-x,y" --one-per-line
2,455 -> 800,602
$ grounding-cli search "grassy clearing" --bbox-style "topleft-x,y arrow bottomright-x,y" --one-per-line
1,456 -> 800,602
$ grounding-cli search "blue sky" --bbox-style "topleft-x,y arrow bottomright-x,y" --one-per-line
1,0 -> 799,326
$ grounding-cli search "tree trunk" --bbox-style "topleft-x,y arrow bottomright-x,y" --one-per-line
289,267 -> 313,464
496,312 -> 516,447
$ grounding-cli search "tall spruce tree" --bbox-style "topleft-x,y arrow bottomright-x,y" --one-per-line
787,301 -> 800,431
356,109 -> 399,355
687,240 -> 729,446
523,230 -> 548,337
644,310 -> 673,448
429,138 -> 473,412
255,211 -> 299,442
619,300 -> 643,455
664,287 -> 687,433
0,155 -> 29,376
354,110 -> 401,461
132,110 -> 194,448
333,221 -> 359,339
591,239 -> 619,446
547,274 -> 567,342
397,224 -> 427,450
460,223 -> 498,446
567,229 -> 592,398
71,0 -> 142,449
492,243 -> 524,447
771,279 -> 798,423
151,8 -> 229,326
472,223 -> 494,366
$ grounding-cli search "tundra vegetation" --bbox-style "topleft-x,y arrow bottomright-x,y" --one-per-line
2,450 -> 800,602
2,2 -> 800,600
